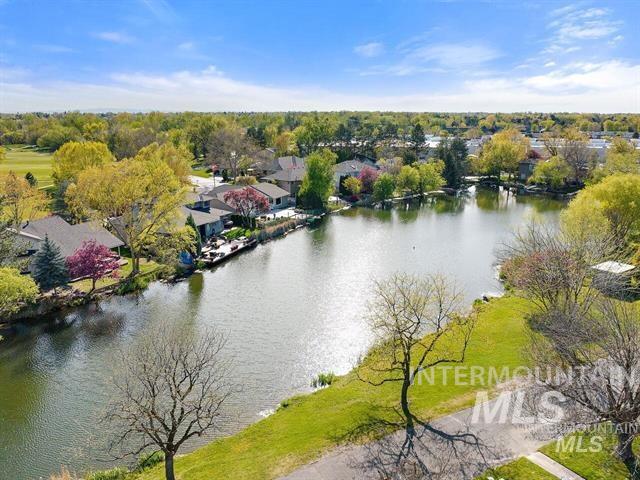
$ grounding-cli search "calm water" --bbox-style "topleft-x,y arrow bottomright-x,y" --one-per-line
0,188 -> 564,479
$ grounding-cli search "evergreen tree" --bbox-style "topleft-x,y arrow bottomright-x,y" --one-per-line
186,214 -> 202,256
25,172 -> 37,187
32,235 -> 68,293
438,137 -> 468,189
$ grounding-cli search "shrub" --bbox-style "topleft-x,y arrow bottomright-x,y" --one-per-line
311,372 -> 337,388
135,451 -> 165,472
85,467 -> 128,480
116,275 -> 151,294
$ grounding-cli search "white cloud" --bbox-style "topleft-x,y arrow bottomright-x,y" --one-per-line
178,41 -> 194,51
34,44 -> 74,53
358,41 -> 500,76
1,61 -> 638,113
547,5 -> 621,44
354,42 -> 384,58
544,61 -> 556,67
93,31 -> 135,44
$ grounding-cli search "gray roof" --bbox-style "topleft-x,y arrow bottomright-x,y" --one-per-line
267,156 -> 306,172
335,160 -> 371,174
180,206 -> 232,227
17,215 -> 124,258
208,184 -> 244,202
250,182 -> 290,199
262,168 -> 306,182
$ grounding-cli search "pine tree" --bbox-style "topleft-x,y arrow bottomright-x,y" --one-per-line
186,214 -> 202,256
32,235 -> 68,293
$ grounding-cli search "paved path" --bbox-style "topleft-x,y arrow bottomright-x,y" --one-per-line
527,452 -> 585,480
281,396 -> 562,480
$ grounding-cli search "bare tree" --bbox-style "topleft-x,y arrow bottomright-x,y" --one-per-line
104,325 -> 231,480
559,129 -> 596,183
206,126 -> 258,179
358,273 -> 474,434
527,297 -> 640,469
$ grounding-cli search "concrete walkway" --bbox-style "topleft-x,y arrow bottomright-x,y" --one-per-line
527,452 -> 586,480
281,396 -> 564,480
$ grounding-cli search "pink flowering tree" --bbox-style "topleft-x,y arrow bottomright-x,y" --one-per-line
223,187 -> 270,227
66,240 -> 121,292
357,167 -> 379,194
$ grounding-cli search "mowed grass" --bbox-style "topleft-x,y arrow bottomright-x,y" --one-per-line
541,429 -> 640,480
476,457 -> 557,480
135,296 -> 534,480
1,145 -> 54,188
71,257 -> 159,293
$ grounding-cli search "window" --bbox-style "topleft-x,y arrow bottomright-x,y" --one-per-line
276,197 -> 282,205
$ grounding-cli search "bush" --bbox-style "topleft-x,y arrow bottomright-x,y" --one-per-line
85,467 -> 128,480
311,372 -> 337,388
135,451 -> 164,472
115,275 -> 151,294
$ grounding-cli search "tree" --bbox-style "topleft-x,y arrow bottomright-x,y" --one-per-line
298,149 -> 336,210
373,173 -> 396,202
562,174 -> 640,248
273,131 -> 298,156
478,129 -> 528,181
0,267 -> 38,317
358,274 -> 473,432
0,172 -> 46,230
530,156 -> 571,189
223,187 -> 269,227
51,141 -> 114,185
559,128 -> 595,182
590,140 -> 640,184
416,161 -> 445,194
437,137 -> 468,188
294,116 -> 336,155
66,154 -> 185,275
396,165 -> 420,194
235,175 -> 257,186
186,213 -> 202,256
66,240 -> 120,292
135,142 -> 192,184
32,235 -> 68,293
342,176 -> 362,197
357,166 -> 379,194
24,172 -> 37,187
105,324 -> 231,480
207,127 -> 258,180
410,123 -> 425,152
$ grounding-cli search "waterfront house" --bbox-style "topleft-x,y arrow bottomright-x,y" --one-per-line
262,155 -> 306,176
334,159 -> 376,189
250,182 -> 291,209
11,215 -> 124,270
262,167 -> 306,198
182,191 -> 235,238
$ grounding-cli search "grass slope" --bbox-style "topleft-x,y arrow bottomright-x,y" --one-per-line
476,457 -> 557,480
135,296 -> 533,480
1,145 -> 54,188
541,430 -> 640,480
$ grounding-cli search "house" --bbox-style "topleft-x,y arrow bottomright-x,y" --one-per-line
263,155 -> 306,175
182,191 -> 235,238
592,261 -> 637,295
334,160 -> 375,189
250,182 -> 291,210
262,167 -> 306,197
207,184 -> 245,203
250,148 -> 277,176
11,215 -> 124,270
518,158 -> 540,182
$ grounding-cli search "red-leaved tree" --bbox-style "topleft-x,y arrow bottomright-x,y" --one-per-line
223,187 -> 270,227
358,166 -> 379,194
66,240 -> 121,292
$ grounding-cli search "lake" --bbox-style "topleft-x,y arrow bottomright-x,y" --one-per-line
0,187 -> 564,479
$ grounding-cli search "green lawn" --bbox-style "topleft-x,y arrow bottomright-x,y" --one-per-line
133,296 -> 534,480
540,429 -> 640,480
71,257 -> 159,293
476,457 -> 557,480
1,145 -> 54,188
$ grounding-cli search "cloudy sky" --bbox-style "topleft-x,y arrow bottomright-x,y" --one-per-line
0,0 -> 638,112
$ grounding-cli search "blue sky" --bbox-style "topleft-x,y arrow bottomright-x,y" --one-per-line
1,0 -> 638,112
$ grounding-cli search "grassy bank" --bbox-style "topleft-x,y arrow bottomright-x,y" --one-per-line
540,429 -> 640,480
71,258 -> 159,293
2,145 -> 54,188
131,296 -> 533,480
476,457 -> 557,480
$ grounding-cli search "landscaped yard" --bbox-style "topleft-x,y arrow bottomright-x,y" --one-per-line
134,296 -> 534,480
1,145 -> 54,188
476,457 -> 557,480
